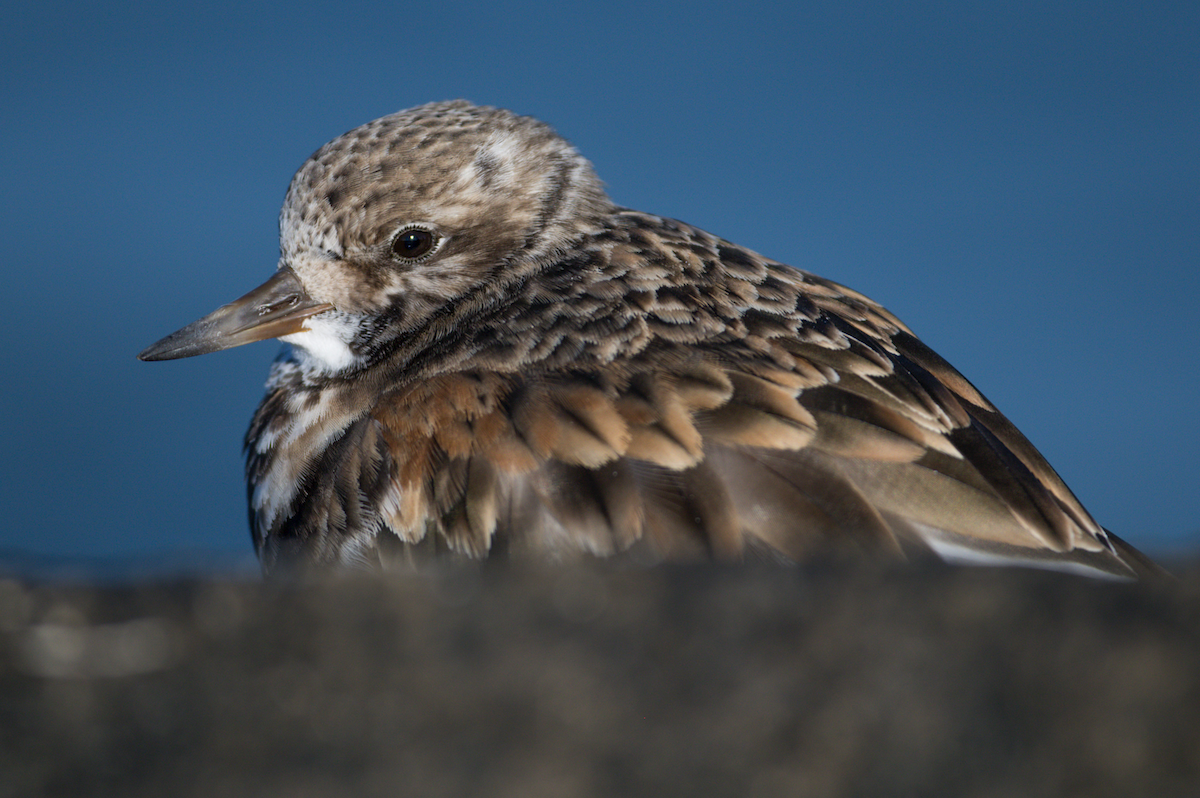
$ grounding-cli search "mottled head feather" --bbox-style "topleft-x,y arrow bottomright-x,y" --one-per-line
278,101 -> 611,319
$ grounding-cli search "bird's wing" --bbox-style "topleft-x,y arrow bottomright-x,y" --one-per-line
354,334 -> 1140,578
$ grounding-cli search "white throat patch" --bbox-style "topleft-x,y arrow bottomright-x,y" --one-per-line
280,314 -> 363,374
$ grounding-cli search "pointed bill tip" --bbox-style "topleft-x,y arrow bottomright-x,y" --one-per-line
137,269 -> 333,362
137,319 -> 226,361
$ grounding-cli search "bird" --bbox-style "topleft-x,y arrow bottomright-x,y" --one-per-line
139,100 -> 1160,579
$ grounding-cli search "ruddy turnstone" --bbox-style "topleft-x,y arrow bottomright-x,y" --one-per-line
140,101 -> 1159,578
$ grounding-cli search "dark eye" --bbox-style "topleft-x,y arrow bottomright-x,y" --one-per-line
390,227 -> 438,261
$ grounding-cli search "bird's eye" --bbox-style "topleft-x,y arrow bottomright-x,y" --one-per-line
390,227 -> 439,261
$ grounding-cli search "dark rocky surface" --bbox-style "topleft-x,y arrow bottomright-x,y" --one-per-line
2,561 -> 1197,797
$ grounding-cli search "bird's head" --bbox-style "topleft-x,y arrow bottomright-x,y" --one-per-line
139,101 -> 610,374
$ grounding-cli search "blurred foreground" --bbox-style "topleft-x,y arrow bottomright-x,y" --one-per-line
2,561 -> 1198,797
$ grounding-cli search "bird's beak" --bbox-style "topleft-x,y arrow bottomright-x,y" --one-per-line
138,268 -> 334,361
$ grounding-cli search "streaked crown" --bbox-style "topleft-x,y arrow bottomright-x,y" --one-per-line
276,101 -> 612,317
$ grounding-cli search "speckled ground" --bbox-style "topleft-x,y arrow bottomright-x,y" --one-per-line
2,561 -> 1197,797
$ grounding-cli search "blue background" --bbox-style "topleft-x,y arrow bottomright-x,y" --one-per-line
3,1 -> 1196,571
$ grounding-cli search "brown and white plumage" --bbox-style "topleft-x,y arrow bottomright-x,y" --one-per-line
140,101 -> 1158,578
